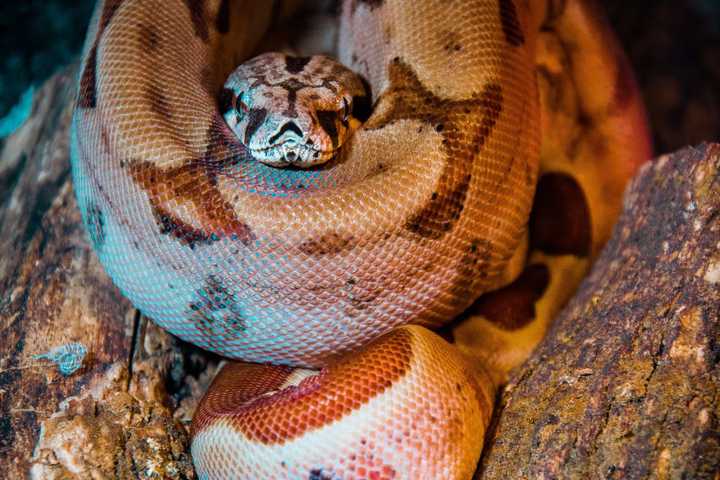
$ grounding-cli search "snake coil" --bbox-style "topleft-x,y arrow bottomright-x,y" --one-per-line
72,0 -> 651,478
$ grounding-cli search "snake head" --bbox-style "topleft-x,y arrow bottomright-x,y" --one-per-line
221,53 -> 370,168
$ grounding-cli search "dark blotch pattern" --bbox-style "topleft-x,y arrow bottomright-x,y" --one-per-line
201,114 -> 250,182
128,116 -> 255,248
244,108 -> 268,145
141,23 -> 161,50
285,56 -> 312,74
351,77 -> 373,121
405,174 -> 471,238
442,30 -> 464,53
471,263 -> 550,330
78,46 -> 99,108
499,0 -> 525,47
269,121 -> 303,145
308,469 -> 333,480
85,202 -> 106,250
183,0 -> 209,42
546,0 -> 568,24
352,94 -> 372,122
529,172 -> 591,257
77,0 -> 124,108
189,276 -> 247,342
298,233 -> 354,256
153,205 -> 218,249
316,110 -> 340,148
367,58 -> 503,239
146,83 -> 173,120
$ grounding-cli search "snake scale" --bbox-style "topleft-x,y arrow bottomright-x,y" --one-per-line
71,0 -> 651,478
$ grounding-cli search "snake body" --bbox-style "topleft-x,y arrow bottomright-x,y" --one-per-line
71,0 -> 651,478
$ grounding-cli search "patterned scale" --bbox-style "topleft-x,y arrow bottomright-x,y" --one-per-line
192,326 -> 495,479
72,0 -> 539,365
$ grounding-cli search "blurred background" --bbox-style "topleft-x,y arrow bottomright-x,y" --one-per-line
0,0 -> 718,154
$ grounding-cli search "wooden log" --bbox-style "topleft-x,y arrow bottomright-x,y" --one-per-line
478,143 -> 720,479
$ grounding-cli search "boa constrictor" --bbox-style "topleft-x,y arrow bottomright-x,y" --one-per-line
71,0 -> 651,478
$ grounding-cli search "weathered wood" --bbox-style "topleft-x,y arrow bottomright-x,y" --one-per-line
0,66 -> 198,479
478,144 -> 720,479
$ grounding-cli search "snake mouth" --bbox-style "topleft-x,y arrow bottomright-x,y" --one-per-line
249,142 -> 338,167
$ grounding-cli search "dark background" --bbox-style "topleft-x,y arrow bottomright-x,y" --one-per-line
0,1 -> 94,114
0,0 -> 718,154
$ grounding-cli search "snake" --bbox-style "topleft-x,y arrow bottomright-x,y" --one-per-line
70,0 -> 651,478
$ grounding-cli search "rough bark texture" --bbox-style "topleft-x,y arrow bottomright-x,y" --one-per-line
0,66 -> 204,480
479,143 -> 720,479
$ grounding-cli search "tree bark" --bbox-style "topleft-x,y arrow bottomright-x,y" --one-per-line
478,143 -> 720,479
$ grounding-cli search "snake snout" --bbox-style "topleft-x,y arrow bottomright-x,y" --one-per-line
270,120 -> 304,145
271,122 -> 309,161
279,144 -> 307,164
259,119 -> 335,167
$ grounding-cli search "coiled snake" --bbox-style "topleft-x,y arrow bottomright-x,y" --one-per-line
71,0 -> 651,478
